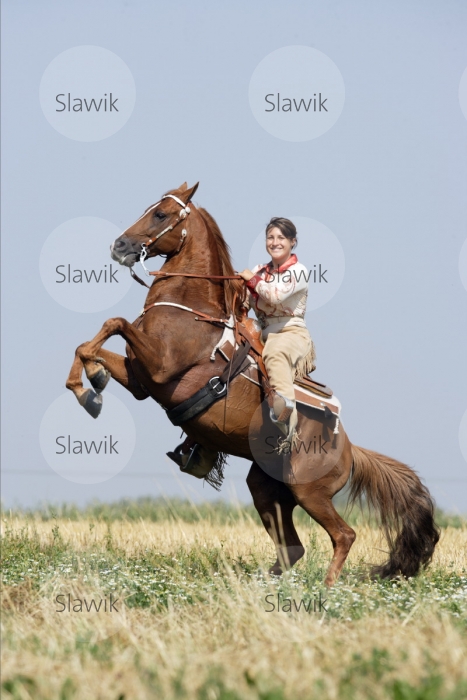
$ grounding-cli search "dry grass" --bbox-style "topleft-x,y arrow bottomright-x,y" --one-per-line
1,509 -> 467,700
2,516 -> 467,566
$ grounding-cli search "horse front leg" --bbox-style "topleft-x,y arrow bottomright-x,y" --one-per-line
66,317 -> 154,417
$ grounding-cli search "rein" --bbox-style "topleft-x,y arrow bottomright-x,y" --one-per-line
139,270 -> 245,328
150,271 -> 243,280
130,269 -> 243,289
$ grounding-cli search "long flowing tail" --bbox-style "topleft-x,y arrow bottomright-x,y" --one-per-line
348,445 -> 440,579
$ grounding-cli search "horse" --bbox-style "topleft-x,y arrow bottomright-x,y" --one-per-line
66,182 -> 440,587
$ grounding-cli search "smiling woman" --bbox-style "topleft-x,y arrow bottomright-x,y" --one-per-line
239,217 -> 316,450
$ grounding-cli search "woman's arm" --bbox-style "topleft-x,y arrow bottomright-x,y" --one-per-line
246,264 -> 308,305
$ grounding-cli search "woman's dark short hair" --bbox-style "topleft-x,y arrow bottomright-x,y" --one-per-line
265,217 -> 297,248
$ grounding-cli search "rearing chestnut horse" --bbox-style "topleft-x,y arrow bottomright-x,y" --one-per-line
66,182 -> 439,587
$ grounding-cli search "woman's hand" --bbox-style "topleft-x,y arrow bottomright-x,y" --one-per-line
238,269 -> 255,282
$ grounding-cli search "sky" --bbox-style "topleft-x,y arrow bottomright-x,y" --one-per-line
1,0 -> 467,513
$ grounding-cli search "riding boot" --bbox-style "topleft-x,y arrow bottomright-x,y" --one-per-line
166,443 -> 191,469
167,437 -> 220,479
166,435 -> 196,468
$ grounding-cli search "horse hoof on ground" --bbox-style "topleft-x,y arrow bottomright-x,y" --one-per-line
89,366 -> 111,394
78,389 -> 103,418
268,564 -> 283,577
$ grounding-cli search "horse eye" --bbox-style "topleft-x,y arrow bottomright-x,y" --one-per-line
153,210 -> 166,220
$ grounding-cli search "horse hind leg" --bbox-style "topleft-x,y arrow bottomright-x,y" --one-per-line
292,484 -> 356,587
247,462 -> 305,575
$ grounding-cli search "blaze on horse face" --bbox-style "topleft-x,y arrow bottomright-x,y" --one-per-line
110,182 -> 199,266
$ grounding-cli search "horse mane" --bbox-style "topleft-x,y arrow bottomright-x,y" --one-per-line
197,207 -> 246,317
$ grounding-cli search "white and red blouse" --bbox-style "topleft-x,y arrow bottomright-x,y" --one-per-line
245,254 -> 309,337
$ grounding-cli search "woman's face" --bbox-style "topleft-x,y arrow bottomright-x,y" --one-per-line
266,226 -> 296,266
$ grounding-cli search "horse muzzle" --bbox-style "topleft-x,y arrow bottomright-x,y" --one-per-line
110,237 -> 140,267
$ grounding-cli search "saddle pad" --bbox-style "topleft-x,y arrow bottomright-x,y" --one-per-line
294,383 -> 341,417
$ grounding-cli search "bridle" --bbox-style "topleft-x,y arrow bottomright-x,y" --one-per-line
135,193 -> 192,280
124,193 -> 245,326
128,193 -> 243,284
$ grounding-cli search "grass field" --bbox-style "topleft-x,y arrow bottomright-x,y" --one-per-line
1,498 -> 466,700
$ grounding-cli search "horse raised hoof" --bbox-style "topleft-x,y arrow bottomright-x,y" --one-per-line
78,389 -> 103,418
88,365 -> 111,394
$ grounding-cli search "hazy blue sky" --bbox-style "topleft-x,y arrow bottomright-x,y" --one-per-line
2,0 -> 467,512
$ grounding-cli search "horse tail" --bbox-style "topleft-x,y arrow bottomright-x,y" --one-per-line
348,444 -> 440,579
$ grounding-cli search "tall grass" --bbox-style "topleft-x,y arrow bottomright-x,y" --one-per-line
2,495 -> 465,528
1,500 -> 466,699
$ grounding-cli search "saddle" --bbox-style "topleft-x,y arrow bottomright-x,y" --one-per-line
233,317 -> 341,421
166,314 -> 341,431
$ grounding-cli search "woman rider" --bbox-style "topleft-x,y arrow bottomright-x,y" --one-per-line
239,217 -> 316,449
167,216 -> 315,472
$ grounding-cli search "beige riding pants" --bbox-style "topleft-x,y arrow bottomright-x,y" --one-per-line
262,325 -> 316,404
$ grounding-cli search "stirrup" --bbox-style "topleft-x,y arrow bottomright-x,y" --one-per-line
166,441 -> 199,470
269,409 -> 290,437
269,392 -> 294,435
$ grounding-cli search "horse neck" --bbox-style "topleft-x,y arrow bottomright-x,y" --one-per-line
144,208 -> 228,314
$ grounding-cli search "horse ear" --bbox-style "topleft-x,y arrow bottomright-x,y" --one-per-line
182,182 -> 199,204
178,182 -> 188,191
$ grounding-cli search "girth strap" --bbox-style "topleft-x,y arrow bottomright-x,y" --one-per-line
166,340 -> 251,426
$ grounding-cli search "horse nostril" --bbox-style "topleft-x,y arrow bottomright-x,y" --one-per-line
114,239 -> 127,250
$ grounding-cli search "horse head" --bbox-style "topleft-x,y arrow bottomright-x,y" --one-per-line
110,182 -> 199,267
